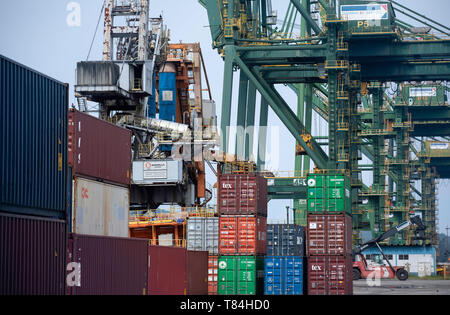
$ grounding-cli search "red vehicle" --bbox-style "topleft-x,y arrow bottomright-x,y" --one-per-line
352,215 -> 426,281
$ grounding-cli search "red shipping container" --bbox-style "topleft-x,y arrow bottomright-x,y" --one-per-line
218,174 -> 267,216
219,216 -> 267,255
308,256 -> 353,295
0,213 -> 67,295
68,109 -> 132,187
306,213 -> 352,256
66,234 -> 148,295
186,251 -> 208,295
148,245 -> 187,295
208,255 -> 218,295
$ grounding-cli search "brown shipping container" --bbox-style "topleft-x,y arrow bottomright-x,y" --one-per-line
218,174 -> 267,216
0,213 -> 67,295
308,256 -> 353,295
66,234 -> 148,295
219,216 -> 267,255
148,245 -> 187,295
68,109 -> 132,187
186,251 -> 208,295
306,213 -> 352,256
208,255 -> 218,295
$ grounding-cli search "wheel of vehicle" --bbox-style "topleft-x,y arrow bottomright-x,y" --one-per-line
353,268 -> 361,280
396,269 -> 408,281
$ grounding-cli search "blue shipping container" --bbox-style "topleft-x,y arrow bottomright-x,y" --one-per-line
158,71 -> 176,152
264,256 -> 304,295
0,55 -> 68,219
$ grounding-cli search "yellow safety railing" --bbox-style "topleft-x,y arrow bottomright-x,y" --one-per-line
132,79 -> 143,91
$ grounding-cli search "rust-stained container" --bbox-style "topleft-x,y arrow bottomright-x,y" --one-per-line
306,213 -> 352,256
148,245 -> 187,295
219,216 -> 267,255
68,109 -> 132,187
218,174 -> 267,216
186,251 -> 208,295
308,256 -> 353,295
0,213 -> 67,295
208,255 -> 218,295
71,177 -> 129,237
66,234 -> 148,295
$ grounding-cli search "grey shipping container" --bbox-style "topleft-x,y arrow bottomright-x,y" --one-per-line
0,55 -> 68,219
0,213 -> 67,295
187,217 -> 219,254
66,234 -> 148,295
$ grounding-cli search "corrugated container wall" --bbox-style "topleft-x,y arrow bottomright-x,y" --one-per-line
71,177 -> 129,237
186,251 -> 209,295
218,256 -> 265,295
264,256 -> 305,295
187,217 -> 219,254
208,255 -> 218,295
0,55 -> 68,219
267,224 -> 305,256
68,109 -> 131,187
308,256 -> 353,295
148,245 -> 187,295
219,216 -> 267,255
66,234 -> 148,295
0,213 -> 67,295
307,213 -> 353,256
218,174 -> 268,216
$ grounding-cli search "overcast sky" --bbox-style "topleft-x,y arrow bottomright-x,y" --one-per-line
1,0 -> 449,233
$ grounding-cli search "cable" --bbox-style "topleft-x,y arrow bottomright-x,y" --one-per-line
87,0 -> 106,61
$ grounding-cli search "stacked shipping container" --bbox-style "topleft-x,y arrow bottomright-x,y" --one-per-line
217,173 -> 267,295
187,216 -> 219,295
265,225 -> 306,295
68,109 -> 132,238
306,173 -> 353,295
0,55 -> 69,295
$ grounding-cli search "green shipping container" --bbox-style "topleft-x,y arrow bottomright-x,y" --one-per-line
218,256 -> 264,295
306,174 -> 326,188
307,187 -> 325,199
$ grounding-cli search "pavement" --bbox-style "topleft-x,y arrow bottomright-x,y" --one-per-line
353,279 -> 450,295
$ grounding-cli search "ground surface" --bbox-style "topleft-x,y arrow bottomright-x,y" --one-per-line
353,279 -> 450,295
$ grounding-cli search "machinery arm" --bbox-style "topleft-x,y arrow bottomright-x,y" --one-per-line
353,215 -> 426,255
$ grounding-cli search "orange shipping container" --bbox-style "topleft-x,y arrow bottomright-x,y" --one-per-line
219,216 -> 267,255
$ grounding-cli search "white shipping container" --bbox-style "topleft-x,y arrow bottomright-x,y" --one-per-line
132,159 -> 183,185
72,177 -> 129,237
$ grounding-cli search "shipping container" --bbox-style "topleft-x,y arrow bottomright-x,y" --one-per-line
208,255 -> 218,295
186,251 -> 208,295
148,245 -> 187,295
132,159 -> 184,185
264,256 -> 305,295
403,85 -> 447,107
218,256 -> 265,295
68,109 -> 131,187
0,55 -> 68,219
0,213 -> 67,295
66,234 -> 148,295
267,224 -> 305,256
71,177 -> 129,237
187,217 -> 219,254
218,174 -> 268,216
308,256 -> 353,295
307,174 -> 351,215
219,216 -> 267,255
306,213 -> 353,256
